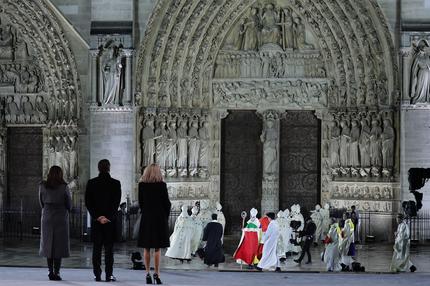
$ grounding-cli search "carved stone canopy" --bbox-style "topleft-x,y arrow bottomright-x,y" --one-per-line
136,0 -> 397,110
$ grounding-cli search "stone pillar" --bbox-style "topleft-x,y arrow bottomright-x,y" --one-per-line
89,50 -> 99,105
258,110 -> 282,214
122,49 -> 133,105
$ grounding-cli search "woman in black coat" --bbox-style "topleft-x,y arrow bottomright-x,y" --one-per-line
138,164 -> 171,285
39,166 -> 71,281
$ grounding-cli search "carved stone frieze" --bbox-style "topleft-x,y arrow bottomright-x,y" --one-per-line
212,79 -> 329,108
1,94 -> 49,125
167,181 -> 212,211
330,199 -> 394,213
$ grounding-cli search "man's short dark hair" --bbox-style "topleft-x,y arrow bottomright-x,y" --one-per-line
351,205 -> 356,210
266,212 -> 275,220
98,159 -> 111,173
211,213 -> 218,220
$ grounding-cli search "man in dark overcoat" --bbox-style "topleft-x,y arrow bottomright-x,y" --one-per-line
202,213 -> 225,267
85,159 -> 121,282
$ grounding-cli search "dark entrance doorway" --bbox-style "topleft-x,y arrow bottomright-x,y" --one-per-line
279,111 -> 320,216
221,110 -> 262,235
6,127 -> 43,210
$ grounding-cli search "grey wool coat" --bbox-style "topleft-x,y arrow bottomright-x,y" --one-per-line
39,182 -> 72,258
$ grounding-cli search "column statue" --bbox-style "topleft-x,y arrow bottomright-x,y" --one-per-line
166,120 -> 178,177
281,8 -> 295,49
330,120 -> 341,174
261,119 -> 278,174
410,40 -> 430,104
141,118 -> 156,168
177,118 -> 188,177
294,17 -> 313,49
359,118 -> 371,176
155,120 -> 169,175
349,120 -> 360,175
382,119 -> 395,176
68,133 -> 78,179
35,95 -> 49,123
339,120 -> 350,171
198,120 -> 210,177
188,120 -> 200,176
370,119 -> 382,176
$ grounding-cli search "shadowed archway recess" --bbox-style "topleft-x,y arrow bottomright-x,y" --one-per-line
136,0 -> 397,109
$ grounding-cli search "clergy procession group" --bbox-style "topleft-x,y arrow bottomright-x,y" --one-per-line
166,202 -> 417,274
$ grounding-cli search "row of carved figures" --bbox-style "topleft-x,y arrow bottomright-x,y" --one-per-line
329,114 -> 395,178
0,63 -> 42,93
214,51 -> 325,79
47,133 -> 78,180
224,5 -> 313,51
2,95 -> 48,124
141,113 -> 210,178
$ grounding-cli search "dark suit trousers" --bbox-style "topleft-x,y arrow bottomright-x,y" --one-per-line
92,221 -> 115,277
297,238 -> 312,263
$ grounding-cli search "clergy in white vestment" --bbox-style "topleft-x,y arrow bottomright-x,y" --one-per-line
390,214 -> 417,273
323,221 -> 342,272
257,212 -> 280,271
276,210 -> 292,259
339,218 -> 354,270
165,205 -> 194,260
311,204 -> 324,245
190,206 -> 203,255
320,203 -> 331,237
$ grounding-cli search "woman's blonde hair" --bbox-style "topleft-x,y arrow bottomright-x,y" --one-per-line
140,164 -> 164,183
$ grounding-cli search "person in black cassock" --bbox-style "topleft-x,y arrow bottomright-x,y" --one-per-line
85,159 -> 121,282
202,213 -> 225,267
294,216 -> 317,264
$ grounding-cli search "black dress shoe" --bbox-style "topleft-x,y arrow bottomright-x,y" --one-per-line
305,261 -> 312,264
153,273 -> 162,284
146,273 -> 153,284
293,259 -> 301,264
410,265 -> 417,273
49,273 -> 62,281
106,275 -> 116,282
275,267 -> 281,272
94,276 -> 102,282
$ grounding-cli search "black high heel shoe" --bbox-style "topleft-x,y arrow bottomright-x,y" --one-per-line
153,273 -> 162,285
146,273 -> 153,284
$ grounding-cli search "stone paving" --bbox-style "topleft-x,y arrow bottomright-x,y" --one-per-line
1,238 -> 429,273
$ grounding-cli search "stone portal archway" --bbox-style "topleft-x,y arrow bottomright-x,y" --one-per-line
0,0 -> 81,208
136,0 -> 398,219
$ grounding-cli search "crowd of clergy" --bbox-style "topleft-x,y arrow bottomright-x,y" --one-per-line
164,201 -> 416,273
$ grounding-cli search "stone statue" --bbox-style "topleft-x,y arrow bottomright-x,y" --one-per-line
177,118 -> 188,177
330,120 -> 341,170
54,134 -> 64,168
35,95 -> 48,122
166,120 -> 178,177
370,119 -> 383,172
62,136 -> 71,179
294,17 -> 313,49
339,120 -> 350,167
155,119 -> 169,173
242,7 -> 260,51
101,43 -> 122,105
198,120 -> 210,177
188,120 -> 200,176
68,133 -> 78,179
5,95 -> 19,123
260,4 -> 281,48
141,118 -> 156,168
349,120 -> 360,169
48,136 -> 56,169
359,118 -> 371,174
20,95 -> 33,123
410,40 -> 430,104
382,119 -> 395,172
261,119 -> 278,174
281,8 -> 295,49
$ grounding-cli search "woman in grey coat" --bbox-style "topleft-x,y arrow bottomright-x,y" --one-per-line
39,166 -> 72,281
